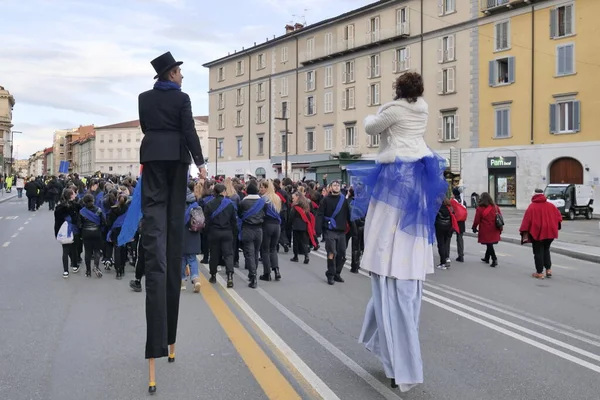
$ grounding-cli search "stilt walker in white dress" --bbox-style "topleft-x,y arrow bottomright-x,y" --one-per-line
348,72 -> 447,392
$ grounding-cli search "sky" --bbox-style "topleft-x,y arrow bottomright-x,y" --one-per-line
2,0 -> 370,159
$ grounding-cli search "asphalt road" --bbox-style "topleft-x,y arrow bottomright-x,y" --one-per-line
1,196 -> 599,400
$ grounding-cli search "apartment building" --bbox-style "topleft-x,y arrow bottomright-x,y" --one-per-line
0,86 -> 15,176
28,150 -> 44,177
203,0 -> 480,181
52,129 -> 69,175
43,147 -> 53,176
78,134 -> 96,176
459,0 -> 600,210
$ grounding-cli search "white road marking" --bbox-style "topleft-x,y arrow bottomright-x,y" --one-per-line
11,234 -> 18,238
479,250 -> 510,257
24,221 -> 29,225
0,216 -> 3,220
424,296 -> 600,374
199,262 -> 343,400
5,216 -> 18,220
2,242 -> 9,247
18,227 -> 23,231
425,282 -> 600,348
232,269 -> 402,400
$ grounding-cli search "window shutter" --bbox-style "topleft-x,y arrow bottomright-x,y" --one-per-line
505,22 -> 511,48
454,114 -> 460,140
305,76 -> 309,92
503,109 -> 510,137
405,46 -> 411,69
349,61 -> 355,81
392,59 -> 398,73
349,88 -> 355,108
549,104 -> 557,133
312,71 -> 317,90
566,44 -> 574,74
508,57 -> 515,83
573,100 -> 581,132
342,64 -> 347,84
437,70 -> 444,94
342,92 -> 347,110
375,54 -> 380,76
367,85 -> 372,106
495,24 -> 501,50
550,8 -> 557,38
255,85 -> 259,101
405,7 -> 410,32
494,110 -> 501,138
448,35 -> 455,61
375,83 -> 380,104
438,116 -> 443,141
565,5 -> 573,35
241,61 -> 245,74
367,63 -> 372,79
438,38 -> 444,62
447,68 -> 455,93
438,0 -> 444,15
489,60 -> 496,87
313,97 -> 317,115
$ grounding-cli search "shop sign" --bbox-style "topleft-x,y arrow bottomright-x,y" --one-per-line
487,156 -> 517,169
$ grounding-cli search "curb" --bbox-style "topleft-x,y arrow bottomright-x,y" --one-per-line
0,194 -> 17,204
464,232 -> 600,264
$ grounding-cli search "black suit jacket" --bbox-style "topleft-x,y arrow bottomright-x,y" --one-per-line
138,88 -> 205,166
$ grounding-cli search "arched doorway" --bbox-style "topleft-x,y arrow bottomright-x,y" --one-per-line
549,157 -> 583,184
255,167 -> 266,179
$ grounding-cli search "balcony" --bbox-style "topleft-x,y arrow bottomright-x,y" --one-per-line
481,0 -> 530,13
300,23 -> 410,65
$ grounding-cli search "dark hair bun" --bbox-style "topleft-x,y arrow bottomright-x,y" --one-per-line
394,72 -> 424,103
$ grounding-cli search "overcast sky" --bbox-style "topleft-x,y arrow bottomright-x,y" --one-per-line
2,0 -> 369,159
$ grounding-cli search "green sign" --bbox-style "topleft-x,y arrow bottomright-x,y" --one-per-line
487,156 -> 516,169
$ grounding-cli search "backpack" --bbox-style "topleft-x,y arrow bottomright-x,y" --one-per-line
188,207 -> 205,232
56,221 -> 74,244
452,199 -> 467,222
435,211 -> 452,231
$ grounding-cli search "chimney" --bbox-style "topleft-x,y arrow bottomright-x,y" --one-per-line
285,24 -> 294,33
294,23 -> 304,30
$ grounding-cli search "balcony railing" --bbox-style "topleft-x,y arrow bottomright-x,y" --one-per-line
481,0 -> 513,12
300,23 -> 410,64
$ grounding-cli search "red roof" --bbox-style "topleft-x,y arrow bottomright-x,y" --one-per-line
96,119 -> 140,130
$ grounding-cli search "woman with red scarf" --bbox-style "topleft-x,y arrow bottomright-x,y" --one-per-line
287,192 -> 316,264
519,189 -> 563,279
471,192 -> 502,268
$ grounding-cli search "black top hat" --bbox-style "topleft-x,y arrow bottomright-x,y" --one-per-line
151,51 -> 183,79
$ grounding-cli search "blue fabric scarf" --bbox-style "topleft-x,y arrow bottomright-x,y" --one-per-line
80,207 -> 101,226
211,197 -> 233,219
324,195 -> 345,230
117,175 -> 143,246
266,203 -> 282,223
237,197 -> 266,240
153,80 -> 181,91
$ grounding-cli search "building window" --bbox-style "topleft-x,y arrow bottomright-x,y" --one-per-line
281,101 -> 289,119
438,35 -> 455,63
345,126 -> 356,147
494,107 -> 511,138
439,0 -> 455,15
368,16 -> 380,43
342,87 -> 355,110
236,88 -> 244,105
324,92 -> 333,113
324,66 -> 333,88
324,32 -> 333,55
280,77 -> 288,97
495,21 -> 510,51
550,4 -> 574,39
556,43 -> 575,76
324,127 -> 333,151
236,60 -> 244,76
343,24 -> 355,49
306,37 -> 315,60
236,110 -> 244,127
368,54 -> 380,78
108,166 -> 113,172
342,60 -> 355,83
550,100 -> 581,134
396,7 -> 410,35
217,139 -> 224,158
256,53 -> 265,70
217,67 -> 225,81
305,96 -> 316,116
368,83 -> 380,106
256,105 -> 265,124
218,113 -> 225,130
281,47 -> 288,63
368,132 -> 380,147
218,93 -> 225,110
438,68 -> 456,94
281,133 -> 287,153
305,70 -> 316,92
236,137 -> 243,157
257,135 -> 264,155
306,131 -> 315,152
438,111 -> 459,142
488,57 -> 515,86
394,47 -> 410,73
256,82 -> 266,101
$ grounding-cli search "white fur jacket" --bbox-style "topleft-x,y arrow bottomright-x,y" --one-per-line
363,97 -> 432,163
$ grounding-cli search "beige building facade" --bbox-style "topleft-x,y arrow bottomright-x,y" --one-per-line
203,0 -> 479,180
52,129 -> 69,175
0,86 -> 16,176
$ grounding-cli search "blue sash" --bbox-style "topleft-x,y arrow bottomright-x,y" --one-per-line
77,192 -> 85,200
211,197 -> 233,219
107,213 -> 127,242
324,195 -> 345,230
184,202 -> 199,225
65,215 -> 78,236
80,207 -> 101,226
201,195 -> 214,207
349,199 -> 367,222
94,192 -> 104,208
266,203 -> 282,224
117,174 -> 143,246
237,197 -> 266,240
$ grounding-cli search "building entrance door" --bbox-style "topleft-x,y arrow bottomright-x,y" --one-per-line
549,157 -> 583,184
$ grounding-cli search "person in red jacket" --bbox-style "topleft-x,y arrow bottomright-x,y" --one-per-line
451,188 -> 467,262
471,192 -> 502,267
519,189 -> 563,279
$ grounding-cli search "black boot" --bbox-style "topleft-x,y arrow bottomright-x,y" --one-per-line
209,274 -> 216,284
334,256 -> 345,282
290,255 -> 299,262
259,272 -> 271,281
248,275 -> 257,289
326,259 -> 336,285
303,255 -> 310,264
350,251 -> 360,273
273,267 -> 281,281
226,272 -> 234,288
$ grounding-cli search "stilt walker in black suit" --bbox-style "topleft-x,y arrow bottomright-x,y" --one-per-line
138,51 -> 206,394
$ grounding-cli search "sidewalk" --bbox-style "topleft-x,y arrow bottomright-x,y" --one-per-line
465,206 -> 600,264
0,193 -> 17,204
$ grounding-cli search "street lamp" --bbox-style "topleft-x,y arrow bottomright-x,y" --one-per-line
274,116 -> 293,179
208,136 -> 219,179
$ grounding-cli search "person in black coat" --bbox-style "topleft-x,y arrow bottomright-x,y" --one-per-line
24,177 -> 38,211
138,51 -> 206,394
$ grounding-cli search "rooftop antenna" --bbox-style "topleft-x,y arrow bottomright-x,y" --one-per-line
292,9 -> 308,25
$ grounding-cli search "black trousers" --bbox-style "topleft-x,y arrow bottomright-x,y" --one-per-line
27,196 -> 36,211
209,229 -> 234,275
292,230 -> 309,257
61,243 -> 77,272
142,161 -> 188,359
83,236 -> 103,272
135,234 -> 145,280
261,223 -> 280,274
484,244 -> 497,262
324,230 -> 347,277
532,239 -> 553,274
435,229 -> 452,264
241,225 -> 262,276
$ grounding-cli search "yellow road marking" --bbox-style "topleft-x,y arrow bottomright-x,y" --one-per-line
198,273 -> 302,400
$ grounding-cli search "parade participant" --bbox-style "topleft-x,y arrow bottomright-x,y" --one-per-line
316,180 -> 351,285
349,72 -> 447,392
79,193 -> 105,278
237,181 -> 267,289
472,192 -> 503,268
138,51 -> 206,394
288,192 -> 316,264
258,180 -> 282,282
54,188 -> 82,277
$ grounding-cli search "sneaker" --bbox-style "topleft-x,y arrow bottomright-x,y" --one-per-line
62,271 -> 69,279
85,271 -> 91,277
217,266 -> 222,272
129,279 -> 142,292
93,267 -> 103,278
193,279 -> 201,293
436,264 -> 448,270
72,266 -> 80,273
181,280 -> 186,291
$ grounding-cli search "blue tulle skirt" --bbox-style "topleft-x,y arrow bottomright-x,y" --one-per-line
347,155 -> 447,245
